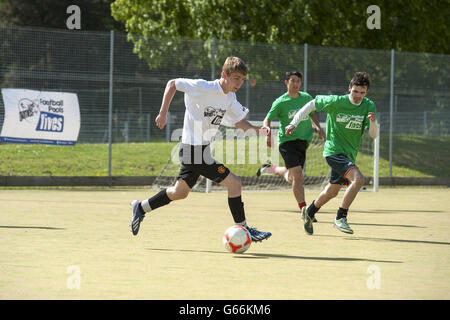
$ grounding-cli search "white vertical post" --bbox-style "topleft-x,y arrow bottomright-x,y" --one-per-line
206,142 -> 214,193
373,123 -> 380,192
206,38 -> 216,193
108,30 -> 114,177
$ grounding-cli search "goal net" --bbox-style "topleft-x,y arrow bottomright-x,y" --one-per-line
153,121 -> 379,192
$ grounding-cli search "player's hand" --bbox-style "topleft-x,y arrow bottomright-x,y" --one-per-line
259,126 -> 270,137
266,135 -> 273,148
367,112 -> 376,122
318,128 -> 326,142
285,124 -> 296,136
155,113 -> 167,130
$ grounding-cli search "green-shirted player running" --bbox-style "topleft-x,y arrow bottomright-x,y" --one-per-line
285,72 -> 379,235
257,71 -> 325,219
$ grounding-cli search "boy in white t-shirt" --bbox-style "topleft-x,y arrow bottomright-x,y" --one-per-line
130,57 -> 272,242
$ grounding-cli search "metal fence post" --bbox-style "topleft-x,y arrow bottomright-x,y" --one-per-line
147,113 -> 151,142
424,111 -> 428,135
303,43 -> 308,92
389,49 -> 394,178
108,30 -> 114,177
165,111 -> 171,142
211,37 -> 215,80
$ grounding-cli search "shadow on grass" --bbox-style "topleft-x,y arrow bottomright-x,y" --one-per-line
146,248 -> 401,263
271,211 -> 427,228
0,225 -> 65,230
276,209 -> 444,215
316,234 -> 450,246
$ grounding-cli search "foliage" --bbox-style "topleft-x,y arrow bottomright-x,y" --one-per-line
111,0 -> 449,54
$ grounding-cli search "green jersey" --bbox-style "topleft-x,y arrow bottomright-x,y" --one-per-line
315,94 -> 377,163
266,91 -> 314,146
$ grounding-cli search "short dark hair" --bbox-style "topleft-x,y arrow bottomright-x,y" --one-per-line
349,72 -> 370,89
285,71 -> 303,81
222,56 -> 248,76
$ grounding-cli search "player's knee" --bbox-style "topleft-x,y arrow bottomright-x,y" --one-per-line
291,172 -> 303,184
228,175 -> 242,193
177,190 -> 189,200
232,177 -> 242,191
168,186 -> 190,200
289,167 -> 303,183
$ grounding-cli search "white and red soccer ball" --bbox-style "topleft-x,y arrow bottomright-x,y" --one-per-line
222,226 -> 252,253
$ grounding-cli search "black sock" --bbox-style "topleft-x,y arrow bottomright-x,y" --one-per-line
336,207 -> 348,220
228,196 -> 246,224
148,188 -> 172,210
307,200 -> 320,218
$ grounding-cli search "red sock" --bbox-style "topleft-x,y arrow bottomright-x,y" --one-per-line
298,202 -> 307,210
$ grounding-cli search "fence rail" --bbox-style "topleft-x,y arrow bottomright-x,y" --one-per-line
0,24 -> 449,179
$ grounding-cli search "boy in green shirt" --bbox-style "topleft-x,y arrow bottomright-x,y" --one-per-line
285,72 -> 379,235
257,71 -> 325,218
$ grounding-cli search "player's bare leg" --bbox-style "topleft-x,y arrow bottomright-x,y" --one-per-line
288,166 -> 305,204
315,183 -> 342,208
339,168 -> 364,209
274,166 -> 290,183
219,172 -> 242,198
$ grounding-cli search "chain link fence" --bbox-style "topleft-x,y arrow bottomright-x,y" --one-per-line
0,24 -> 449,178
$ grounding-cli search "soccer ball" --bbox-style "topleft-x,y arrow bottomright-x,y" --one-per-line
222,226 -> 252,254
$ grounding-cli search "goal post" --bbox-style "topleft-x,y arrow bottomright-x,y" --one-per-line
372,122 -> 380,192
154,120 -> 379,193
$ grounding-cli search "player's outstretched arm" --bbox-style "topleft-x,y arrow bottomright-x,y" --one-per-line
156,79 -> 177,130
263,117 -> 273,147
310,113 -> 326,142
234,119 -> 270,137
285,100 -> 316,136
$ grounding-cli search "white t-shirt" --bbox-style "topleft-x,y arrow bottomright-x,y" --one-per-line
175,78 -> 249,145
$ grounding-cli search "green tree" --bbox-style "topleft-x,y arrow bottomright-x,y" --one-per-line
111,0 -> 449,54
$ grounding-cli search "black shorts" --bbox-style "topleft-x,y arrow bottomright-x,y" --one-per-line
325,154 -> 358,186
279,140 -> 308,169
177,144 -> 230,189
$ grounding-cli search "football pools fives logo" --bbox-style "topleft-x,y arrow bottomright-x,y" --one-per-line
336,113 -> 364,130
18,97 -> 65,133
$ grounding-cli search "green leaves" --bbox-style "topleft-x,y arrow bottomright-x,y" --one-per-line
111,0 -> 448,53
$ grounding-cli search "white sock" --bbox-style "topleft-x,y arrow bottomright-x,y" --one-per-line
235,220 -> 246,227
283,171 -> 290,183
141,199 -> 152,213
